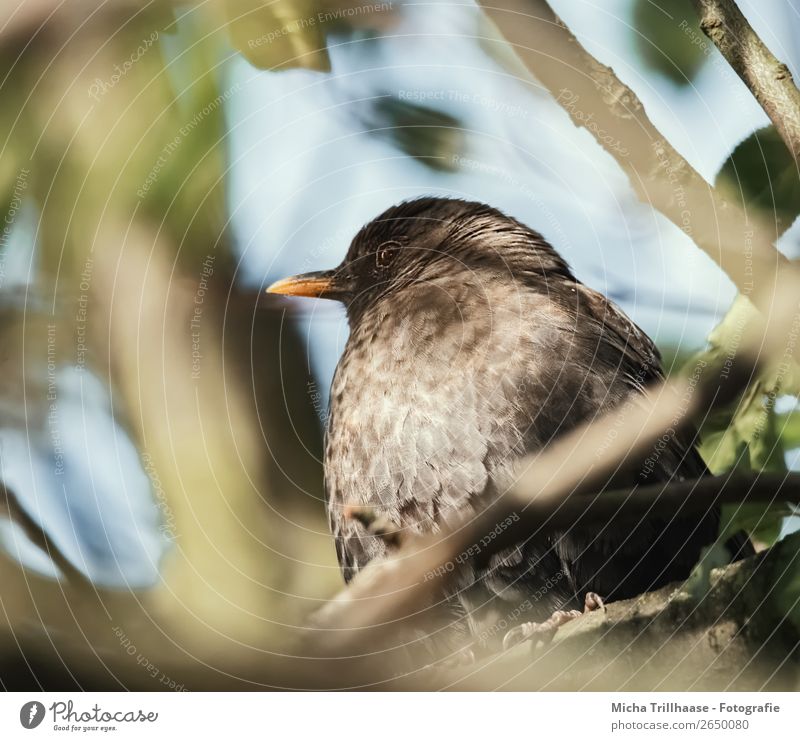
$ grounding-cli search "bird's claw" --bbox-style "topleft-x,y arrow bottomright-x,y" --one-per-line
584,591 -> 605,613
501,595 -> 605,651
502,609 -> 581,651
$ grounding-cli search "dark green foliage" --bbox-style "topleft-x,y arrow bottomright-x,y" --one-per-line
366,97 -> 465,171
632,0 -> 708,85
693,297 -> 799,548
716,126 -> 800,237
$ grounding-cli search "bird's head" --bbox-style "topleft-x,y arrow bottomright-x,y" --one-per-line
266,197 -> 572,320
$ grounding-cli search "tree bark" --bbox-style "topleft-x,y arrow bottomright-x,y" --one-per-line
692,0 -> 800,163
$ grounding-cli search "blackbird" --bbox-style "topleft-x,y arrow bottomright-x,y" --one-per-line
268,197 -> 749,653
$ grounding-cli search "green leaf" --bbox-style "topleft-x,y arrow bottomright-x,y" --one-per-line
770,531 -> 800,631
366,97 -> 466,172
632,0 -> 708,86
720,503 -> 791,549
716,126 -> 800,234
685,540 -> 736,598
776,409 -> 800,450
691,294 -> 799,548
223,0 -> 331,71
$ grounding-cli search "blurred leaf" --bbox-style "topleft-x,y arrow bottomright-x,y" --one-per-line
367,97 -> 465,171
223,0 -> 330,71
776,409 -> 800,450
693,295 -> 800,547
720,503 -> 792,547
716,126 -> 800,234
774,532 -> 800,631
134,22 -> 230,258
685,539 -> 736,597
632,0 -> 707,86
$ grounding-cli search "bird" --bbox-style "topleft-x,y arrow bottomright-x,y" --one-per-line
267,196 -> 750,656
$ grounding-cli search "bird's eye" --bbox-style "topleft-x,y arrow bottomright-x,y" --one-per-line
375,242 -> 400,269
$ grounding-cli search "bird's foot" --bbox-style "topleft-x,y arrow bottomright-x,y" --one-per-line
502,609 -> 582,651
584,591 -> 605,613
344,504 -> 405,549
501,594 -> 606,651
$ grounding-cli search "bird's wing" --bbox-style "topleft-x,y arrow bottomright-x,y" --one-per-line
573,282 -> 708,479
525,281 -> 726,602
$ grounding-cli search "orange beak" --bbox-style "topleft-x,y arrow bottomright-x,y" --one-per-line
266,270 -> 339,300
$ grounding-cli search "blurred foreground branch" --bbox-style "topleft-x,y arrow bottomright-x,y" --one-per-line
4,529 -> 799,690
692,0 -> 800,163
0,484 -> 90,588
310,467 -> 799,655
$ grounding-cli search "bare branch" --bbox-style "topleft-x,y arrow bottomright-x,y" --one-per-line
692,0 -> 800,162
477,0 -> 786,301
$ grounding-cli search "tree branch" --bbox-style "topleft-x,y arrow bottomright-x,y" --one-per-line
0,484 -> 90,588
692,0 -> 800,163
477,0 -> 786,302
309,467 -> 799,655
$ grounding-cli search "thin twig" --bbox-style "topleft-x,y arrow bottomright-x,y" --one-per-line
0,484 -> 91,588
477,0 -> 786,299
692,0 -> 800,162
